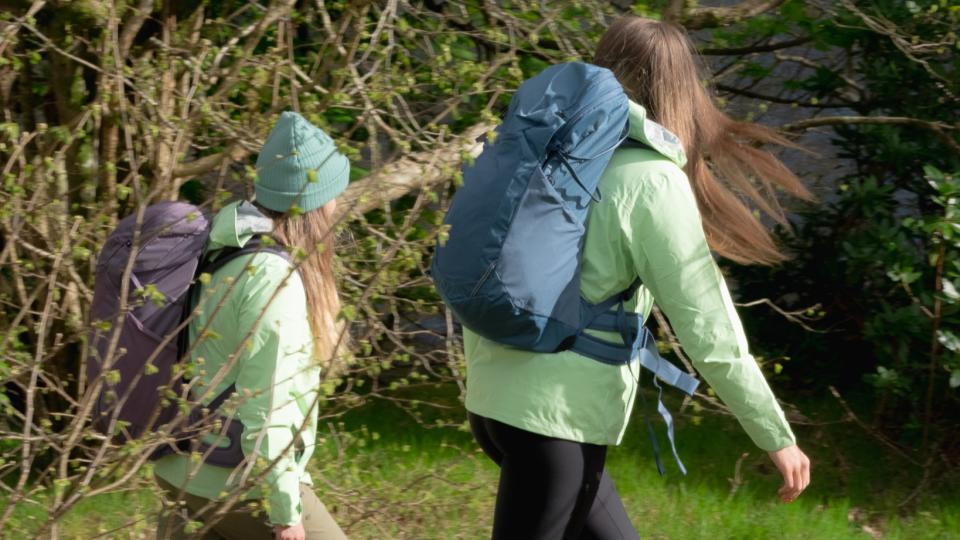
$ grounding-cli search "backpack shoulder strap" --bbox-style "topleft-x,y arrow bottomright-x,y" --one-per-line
199,235 -> 290,275
175,236 -> 289,362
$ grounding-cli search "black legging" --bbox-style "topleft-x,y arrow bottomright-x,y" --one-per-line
469,413 -> 640,540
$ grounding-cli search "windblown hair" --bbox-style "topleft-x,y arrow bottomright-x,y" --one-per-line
594,16 -> 813,265
257,203 -> 342,363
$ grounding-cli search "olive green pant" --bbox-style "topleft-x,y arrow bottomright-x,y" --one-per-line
155,477 -> 347,540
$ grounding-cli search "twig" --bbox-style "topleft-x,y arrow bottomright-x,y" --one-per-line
668,0 -> 787,30
727,452 -> 750,501
828,385 -> 920,467
701,36 -> 812,55
735,299 -> 825,333
782,116 -> 960,154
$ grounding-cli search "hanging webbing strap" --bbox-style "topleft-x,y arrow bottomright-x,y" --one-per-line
648,348 -> 689,476
570,280 -> 700,475
574,321 -> 696,475
633,371 -> 667,476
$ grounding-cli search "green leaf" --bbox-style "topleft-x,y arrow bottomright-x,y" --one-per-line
937,330 -> 960,352
943,279 -> 959,301
259,235 -> 277,247
925,165 -> 945,184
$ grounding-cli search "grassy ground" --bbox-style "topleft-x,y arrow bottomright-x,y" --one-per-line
6,383 -> 960,539
305,384 -> 960,539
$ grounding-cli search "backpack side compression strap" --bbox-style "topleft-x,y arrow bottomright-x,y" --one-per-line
573,320 -> 699,396
572,280 -> 699,394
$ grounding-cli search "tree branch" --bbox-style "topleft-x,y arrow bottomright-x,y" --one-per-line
715,83 -> 853,108
700,36 -> 812,56
171,144 -> 252,179
668,0 -> 787,30
337,124 -> 491,220
782,115 -> 960,154
118,0 -> 155,58
0,0 -> 46,58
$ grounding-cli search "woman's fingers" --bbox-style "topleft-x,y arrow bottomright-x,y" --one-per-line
801,453 -> 811,490
793,466 -> 805,499
768,444 -> 811,503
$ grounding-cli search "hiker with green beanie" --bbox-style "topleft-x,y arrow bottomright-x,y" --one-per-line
155,111 -> 350,540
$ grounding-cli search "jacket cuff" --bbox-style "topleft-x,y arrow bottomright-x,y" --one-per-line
266,468 -> 303,526
743,417 -> 797,452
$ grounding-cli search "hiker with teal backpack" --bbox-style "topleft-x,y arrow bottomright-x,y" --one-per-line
432,17 -> 812,539
89,112 -> 350,540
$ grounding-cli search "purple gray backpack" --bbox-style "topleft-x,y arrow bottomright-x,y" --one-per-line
86,201 -> 285,467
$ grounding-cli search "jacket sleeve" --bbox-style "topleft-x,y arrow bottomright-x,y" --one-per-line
619,167 -> 796,452
234,254 -> 312,525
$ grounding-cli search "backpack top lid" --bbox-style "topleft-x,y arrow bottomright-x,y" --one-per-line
498,62 -> 626,162
91,201 -> 209,322
97,201 -> 208,275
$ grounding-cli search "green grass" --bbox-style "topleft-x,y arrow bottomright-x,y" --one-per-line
6,383 -> 960,539
305,384 -> 960,539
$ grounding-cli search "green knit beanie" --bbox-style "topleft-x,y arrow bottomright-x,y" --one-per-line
254,111 -> 350,213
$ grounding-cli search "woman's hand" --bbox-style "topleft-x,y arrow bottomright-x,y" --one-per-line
767,444 -> 811,503
274,522 -> 306,540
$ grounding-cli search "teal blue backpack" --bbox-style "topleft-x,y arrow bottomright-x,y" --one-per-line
431,62 -> 699,474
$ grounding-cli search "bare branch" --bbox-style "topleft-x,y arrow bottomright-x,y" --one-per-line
837,0 -> 956,100
727,452 -> 750,501
171,144 -> 252,179
782,115 -> 960,154
735,298 -> 825,333
337,123 -> 491,220
669,0 -> 787,30
828,386 -> 921,466
700,36 -> 812,56
715,83 -> 854,108
118,0 -> 155,58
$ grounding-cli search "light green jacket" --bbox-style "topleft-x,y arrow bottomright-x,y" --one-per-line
153,201 -> 320,526
464,101 -> 796,452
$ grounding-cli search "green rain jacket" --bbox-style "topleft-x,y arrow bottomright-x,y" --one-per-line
464,101 -> 797,452
153,201 -> 320,526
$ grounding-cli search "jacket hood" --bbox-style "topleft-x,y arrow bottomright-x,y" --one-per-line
206,200 -> 274,251
626,100 -> 687,168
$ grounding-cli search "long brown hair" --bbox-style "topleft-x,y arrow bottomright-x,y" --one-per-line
258,203 -> 342,363
594,16 -> 813,265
